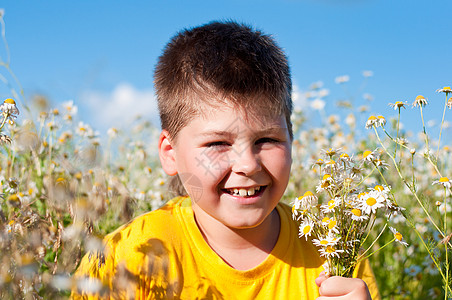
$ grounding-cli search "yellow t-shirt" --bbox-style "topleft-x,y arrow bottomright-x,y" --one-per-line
72,196 -> 380,299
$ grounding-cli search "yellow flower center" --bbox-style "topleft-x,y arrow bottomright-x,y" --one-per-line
328,220 -> 337,230
303,191 -> 314,198
351,208 -> 362,216
322,217 -> 330,223
8,194 -> 19,201
320,240 -> 329,245
325,246 -> 335,253
328,200 -> 336,209
323,174 -> 331,181
303,225 -> 312,234
363,150 -> 372,158
374,185 -> 384,191
55,177 -> 66,186
415,95 -> 425,101
340,153 -> 349,158
4,98 -> 16,104
395,232 -> 403,241
443,86 -> 451,90
367,116 -> 377,121
366,197 -> 377,206
439,177 -> 450,183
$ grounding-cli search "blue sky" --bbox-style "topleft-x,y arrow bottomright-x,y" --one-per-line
0,0 -> 451,140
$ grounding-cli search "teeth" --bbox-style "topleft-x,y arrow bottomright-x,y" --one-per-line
228,186 -> 261,197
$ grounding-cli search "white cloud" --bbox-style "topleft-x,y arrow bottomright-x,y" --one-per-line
79,83 -> 160,134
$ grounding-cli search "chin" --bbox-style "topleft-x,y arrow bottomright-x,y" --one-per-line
224,215 -> 267,230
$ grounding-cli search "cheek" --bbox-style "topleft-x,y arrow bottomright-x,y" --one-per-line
266,147 -> 292,175
180,149 -> 231,186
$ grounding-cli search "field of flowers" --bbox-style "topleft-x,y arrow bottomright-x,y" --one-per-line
1,16 -> 451,300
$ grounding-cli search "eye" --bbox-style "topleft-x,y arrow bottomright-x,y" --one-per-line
256,137 -> 279,144
206,141 -> 230,148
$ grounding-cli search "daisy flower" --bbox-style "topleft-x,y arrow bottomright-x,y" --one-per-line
298,219 -> 315,240
319,245 -> 345,258
0,98 -> 19,116
62,100 -> 78,115
338,152 -> 352,164
359,190 -> 386,215
321,197 -> 340,214
436,86 -> 452,93
376,115 -> 386,127
347,208 -> 368,222
373,158 -> 389,169
365,116 -> 377,129
412,95 -> 428,107
372,184 -> 390,196
438,201 -> 452,214
432,177 -> 452,189
292,191 -> 318,219
326,217 -> 340,234
388,101 -> 408,110
321,216 -> 331,226
335,75 -> 350,84
362,70 -> 373,77
313,158 -> 324,167
312,234 -> 340,247
322,147 -> 341,157
316,174 -> 335,193
362,149 -> 377,163
390,227 -> 408,247
311,98 -> 326,111
76,121 -> 94,137
107,127 -> 119,139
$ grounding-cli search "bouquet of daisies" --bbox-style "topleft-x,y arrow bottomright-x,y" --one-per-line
292,148 -> 407,277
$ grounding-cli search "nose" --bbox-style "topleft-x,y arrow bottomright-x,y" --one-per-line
230,144 -> 262,176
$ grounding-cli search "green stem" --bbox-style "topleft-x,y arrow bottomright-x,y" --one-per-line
394,108 -> 401,158
359,223 -> 388,259
444,187 -> 449,300
359,238 -> 394,262
419,105 -> 430,151
437,92 -> 449,160
374,126 -> 445,238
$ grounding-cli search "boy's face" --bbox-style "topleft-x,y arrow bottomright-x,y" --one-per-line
167,104 -> 292,229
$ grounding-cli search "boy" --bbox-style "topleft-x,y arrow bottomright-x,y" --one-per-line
72,21 -> 380,299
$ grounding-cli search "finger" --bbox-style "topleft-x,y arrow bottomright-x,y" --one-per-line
319,276 -> 369,297
315,271 -> 328,287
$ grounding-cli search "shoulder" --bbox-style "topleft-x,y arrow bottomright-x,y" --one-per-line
104,196 -> 189,252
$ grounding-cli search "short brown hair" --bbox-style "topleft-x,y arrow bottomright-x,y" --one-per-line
154,21 -> 293,195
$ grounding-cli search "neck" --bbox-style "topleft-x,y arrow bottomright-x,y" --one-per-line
192,205 -> 281,270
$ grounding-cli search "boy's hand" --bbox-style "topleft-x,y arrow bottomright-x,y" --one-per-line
315,271 -> 372,300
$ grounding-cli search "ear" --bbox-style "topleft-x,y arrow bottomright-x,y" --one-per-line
158,130 -> 178,176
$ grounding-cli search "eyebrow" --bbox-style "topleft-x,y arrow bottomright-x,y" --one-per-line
198,127 -> 287,138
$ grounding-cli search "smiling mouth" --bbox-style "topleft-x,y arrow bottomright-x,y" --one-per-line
223,186 -> 265,197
